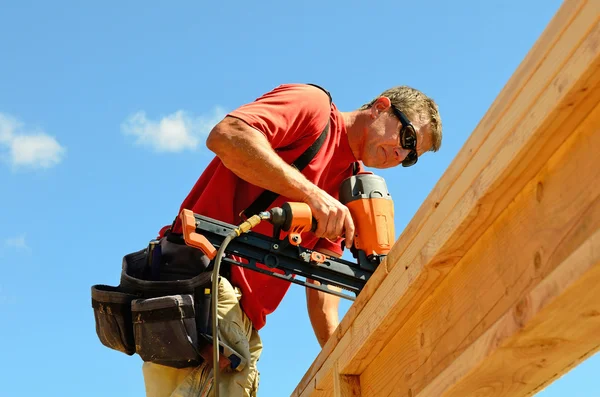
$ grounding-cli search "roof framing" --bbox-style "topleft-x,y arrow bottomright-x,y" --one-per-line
293,1 -> 600,395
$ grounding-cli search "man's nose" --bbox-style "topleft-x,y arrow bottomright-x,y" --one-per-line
394,147 -> 409,163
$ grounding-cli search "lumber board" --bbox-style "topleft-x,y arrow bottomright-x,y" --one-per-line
361,87 -> 600,397
421,227 -> 600,397
292,0 -> 600,396
293,3 -> 594,392
340,0 -> 600,376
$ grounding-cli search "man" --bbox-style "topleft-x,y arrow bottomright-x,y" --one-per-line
143,83 -> 442,396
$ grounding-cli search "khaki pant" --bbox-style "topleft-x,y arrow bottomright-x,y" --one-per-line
142,277 -> 263,397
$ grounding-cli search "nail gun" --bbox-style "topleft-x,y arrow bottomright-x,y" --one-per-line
179,172 -> 395,300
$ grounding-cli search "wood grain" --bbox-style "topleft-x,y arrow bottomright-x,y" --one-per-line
292,1 -> 600,396
340,0 -> 600,376
360,86 -> 600,397
291,4 -> 591,394
420,229 -> 600,397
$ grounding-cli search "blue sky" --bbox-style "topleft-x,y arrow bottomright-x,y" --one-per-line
0,0 -> 598,396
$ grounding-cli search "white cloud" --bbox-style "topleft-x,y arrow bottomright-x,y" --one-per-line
0,113 -> 66,170
4,234 -> 29,250
121,107 -> 227,153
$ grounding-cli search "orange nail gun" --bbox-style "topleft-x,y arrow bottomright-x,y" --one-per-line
179,172 -> 395,300
340,172 -> 395,267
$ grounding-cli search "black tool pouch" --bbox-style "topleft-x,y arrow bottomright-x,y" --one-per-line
131,294 -> 201,368
91,284 -> 137,356
91,239 -> 215,368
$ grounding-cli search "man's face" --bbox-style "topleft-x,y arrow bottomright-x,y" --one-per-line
362,98 -> 433,169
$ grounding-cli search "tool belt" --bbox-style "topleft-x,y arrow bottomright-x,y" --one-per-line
91,237 -> 231,369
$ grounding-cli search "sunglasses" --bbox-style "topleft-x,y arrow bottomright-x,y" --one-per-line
390,105 -> 418,167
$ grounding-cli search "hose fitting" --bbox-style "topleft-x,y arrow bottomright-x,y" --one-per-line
234,212 -> 270,235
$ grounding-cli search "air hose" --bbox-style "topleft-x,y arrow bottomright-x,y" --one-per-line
211,212 -> 270,397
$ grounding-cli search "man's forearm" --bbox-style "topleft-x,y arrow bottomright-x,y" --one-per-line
207,116 -> 315,203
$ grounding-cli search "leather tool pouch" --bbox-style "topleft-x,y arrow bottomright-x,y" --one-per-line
91,239 -> 214,368
131,294 -> 201,368
91,284 -> 137,356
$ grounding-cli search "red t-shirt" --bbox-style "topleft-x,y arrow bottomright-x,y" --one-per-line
161,83 -> 361,330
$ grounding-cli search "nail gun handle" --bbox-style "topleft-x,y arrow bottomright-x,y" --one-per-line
179,209 -> 218,260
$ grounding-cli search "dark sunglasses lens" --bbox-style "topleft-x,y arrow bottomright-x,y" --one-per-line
401,126 -> 417,150
402,150 -> 418,167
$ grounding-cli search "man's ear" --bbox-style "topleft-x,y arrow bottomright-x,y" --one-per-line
370,96 -> 392,118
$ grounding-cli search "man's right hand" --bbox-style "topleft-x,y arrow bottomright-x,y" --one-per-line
304,187 -> 355,249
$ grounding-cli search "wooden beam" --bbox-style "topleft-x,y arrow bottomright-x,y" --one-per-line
292,0 -> 600,395
420,227 -> 600,396
361,89 -> 600,397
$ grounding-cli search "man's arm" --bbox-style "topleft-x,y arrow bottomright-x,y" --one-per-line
306,248 -> 342,348
207,116 -> 314,207
206,116 -> 355,247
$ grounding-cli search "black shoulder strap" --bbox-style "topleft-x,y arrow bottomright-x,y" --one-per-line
241,84 -> 332,219
306,83 -> 332,105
